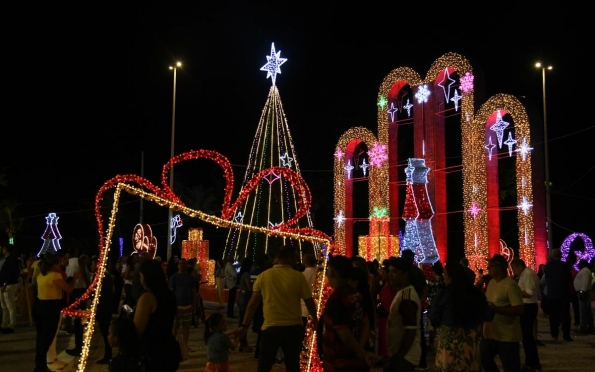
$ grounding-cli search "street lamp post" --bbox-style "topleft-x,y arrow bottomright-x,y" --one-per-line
167,61 -> 182,262
536,62 -> 553,252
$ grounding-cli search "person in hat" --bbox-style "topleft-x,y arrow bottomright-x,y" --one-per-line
480,254 -> 524,372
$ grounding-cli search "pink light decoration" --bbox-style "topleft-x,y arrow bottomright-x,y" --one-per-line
499,239 -> 515,277
560,233 -> 595,270
264,170 -> 281,185
367,142 -> 388,168
334,146 -> 344,160
460,72 -> 474,93
468,201 -> 481,219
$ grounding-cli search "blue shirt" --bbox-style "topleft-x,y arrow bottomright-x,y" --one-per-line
168,272 -> 196,306
207,330 -> 231,363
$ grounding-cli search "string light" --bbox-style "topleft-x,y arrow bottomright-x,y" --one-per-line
132,223 -> 157,258
560,233 -> 595,270
37,212 -> 62,257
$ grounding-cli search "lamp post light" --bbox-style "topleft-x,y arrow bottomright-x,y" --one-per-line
535,62 -> 553,252
167,61 -> 182,262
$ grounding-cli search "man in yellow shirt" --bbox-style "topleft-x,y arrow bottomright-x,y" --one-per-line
237,245 -> 318,372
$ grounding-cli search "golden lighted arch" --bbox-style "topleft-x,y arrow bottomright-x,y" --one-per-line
333,127 -> 386,255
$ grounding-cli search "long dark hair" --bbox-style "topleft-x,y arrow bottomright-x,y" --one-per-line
349,266 -> 376,327
239,257 -> 253,278
204,312 -> 225,345
445,261 -> 486,327
40,254 -> 61,276
110,317 -> 140,358
139,259 -> 176,313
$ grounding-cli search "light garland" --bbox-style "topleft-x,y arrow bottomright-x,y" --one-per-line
560,233 -> 595,270
59,149 -> 334,372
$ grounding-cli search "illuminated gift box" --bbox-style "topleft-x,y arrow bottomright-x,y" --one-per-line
182,227 -> 215,286
358,216 -> 399,262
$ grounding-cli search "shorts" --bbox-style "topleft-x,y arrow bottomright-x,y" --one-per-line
175,305 -> 193,329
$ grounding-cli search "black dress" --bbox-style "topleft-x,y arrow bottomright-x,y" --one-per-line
141,291 -> 181,372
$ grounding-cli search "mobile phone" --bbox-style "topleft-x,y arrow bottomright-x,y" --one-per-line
122,304 -> 134,314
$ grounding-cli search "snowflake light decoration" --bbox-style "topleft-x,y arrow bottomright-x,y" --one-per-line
460,72 -> 474,93
334,147 -> 344,160
467,202 -> 481,219
361,158 -> 369,176
260,42 -> 287,86
367,142 -> 388,168
344,160 -> 354,179
516,137 -> 533,161
415,84 -> 430,103
334,210 -> 346,228
517,196 -> 533,216
504,132 -> 517,157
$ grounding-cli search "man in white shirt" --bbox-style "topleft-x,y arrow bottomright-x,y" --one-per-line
511,258 -> 541,371
300,253 -> 317,331
573,259 -> 594,334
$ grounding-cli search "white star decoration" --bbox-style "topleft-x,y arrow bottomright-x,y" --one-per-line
387,102 -> 398,122
361,158 -> 369,176
503,132 -> 517,157
334,147 -> 344,160
489,110 -> 510,148
234,212 -> 244,223
260,43 -> 287,86
518,196 -> 533,216
415,84 -> 430,103
485,136 -> 496,160
468,202 -> 481,219
344,160 -> 354,179
438,68 -> 455,101
334,210 -> 346,228
403,99 -> 413,117
451,89 -> 462,111
268,221 -> 282,228
280,152 -> 293,167
516,137 -> 533,161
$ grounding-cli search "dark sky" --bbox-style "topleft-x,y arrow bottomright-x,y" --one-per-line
2,3 -> 593,257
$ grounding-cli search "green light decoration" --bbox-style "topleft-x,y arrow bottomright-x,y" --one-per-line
8,237 -> 13,245
377,95 -> 388,110
370,206 -> 389,219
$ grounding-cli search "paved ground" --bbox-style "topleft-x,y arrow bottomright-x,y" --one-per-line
2,300 -> 595,371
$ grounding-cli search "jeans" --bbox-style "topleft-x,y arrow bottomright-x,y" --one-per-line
480,338 -> 521,372
0,284 -> 17,329
238,290 -> 252,347
578,291 -> 594,332
34,300 -> 63,371
258,325 -> 303,372
520,303 -> 540,368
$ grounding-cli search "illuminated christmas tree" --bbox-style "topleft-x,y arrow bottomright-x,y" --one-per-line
224,43 -> 318,261
38,212 -> 62,257
401,158 -> 439,264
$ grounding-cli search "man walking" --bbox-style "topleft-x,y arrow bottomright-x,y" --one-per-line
169,258 -> 197,358
510,258 -> 541,371
544,248 -> 573,342
0,244 -> 20,334
481,254 -> 524,372
237,245 -> 318,372
573,259 -> 595,334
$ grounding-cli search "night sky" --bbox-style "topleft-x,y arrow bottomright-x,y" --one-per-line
2,3 -> 593,259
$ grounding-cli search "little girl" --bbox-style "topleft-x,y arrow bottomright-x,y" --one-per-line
204,312 -> 239,372
108,317 -> 142,372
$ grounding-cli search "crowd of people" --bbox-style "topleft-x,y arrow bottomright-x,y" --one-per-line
1,240 -> 594,372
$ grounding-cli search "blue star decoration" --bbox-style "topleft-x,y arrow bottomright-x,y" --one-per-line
260,42 -> 287,86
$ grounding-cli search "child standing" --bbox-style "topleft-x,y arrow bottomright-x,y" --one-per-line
204,312 -> 239,372
108,317 -> 142,372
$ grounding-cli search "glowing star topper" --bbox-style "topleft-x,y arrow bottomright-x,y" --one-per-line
451,89 -> 462,111
279,152 -> 293,167
377,95 -> 388,110
170,214 -> 183,244
438,68 -> 455,101
260,42 -> 287,86
468,202 -> 481,219
403,98 -> 413,117
334,147 -> 344,160
334,210 -> 346,228
490,110 -> 510,148
344,160 -> 354,179
415,84 -> 430,103
485,136 -> 496,160
387,102 -> 398,122
517,196 -> 533,216
460,72 -> 474,93
516,137 -> 533,161
503,132 -> 517,157
361,158 -> 369,176
368,142 -> 388,168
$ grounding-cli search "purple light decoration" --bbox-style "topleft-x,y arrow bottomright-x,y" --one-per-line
560,233 -> 595,270
334,147 -> 344,160
119,237 -> 124,257
468,201 -> 481,219
460,72 -> 474,93
368,142 -> 388,168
